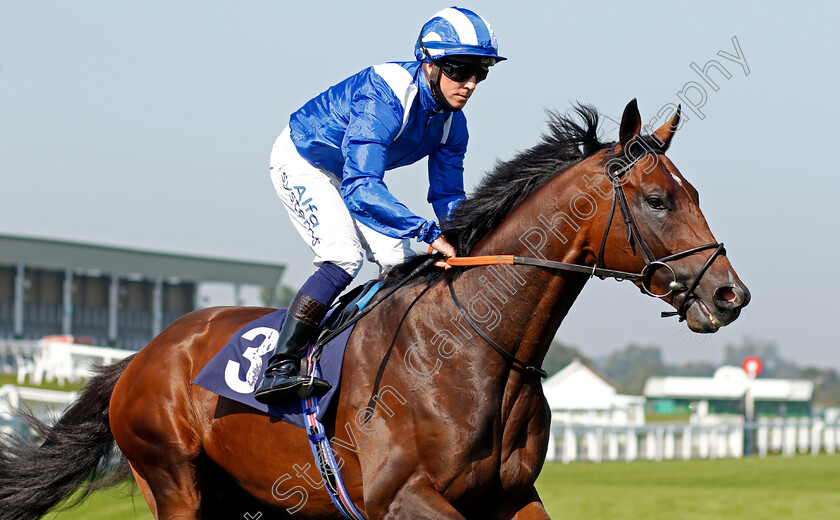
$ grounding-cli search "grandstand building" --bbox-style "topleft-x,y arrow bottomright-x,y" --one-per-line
0,234 -> 285,350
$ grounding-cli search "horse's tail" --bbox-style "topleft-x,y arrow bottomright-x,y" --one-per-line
0,355 -> 135,520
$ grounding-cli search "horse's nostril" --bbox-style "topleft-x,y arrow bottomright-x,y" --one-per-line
716,286 -> 738,304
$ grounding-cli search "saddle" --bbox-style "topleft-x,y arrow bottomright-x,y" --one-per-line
314,280 -> 383,348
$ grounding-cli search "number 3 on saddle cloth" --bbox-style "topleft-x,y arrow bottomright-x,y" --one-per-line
192,280 -> 384,428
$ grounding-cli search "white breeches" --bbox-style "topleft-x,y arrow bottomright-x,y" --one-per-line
269,126 -> 415,277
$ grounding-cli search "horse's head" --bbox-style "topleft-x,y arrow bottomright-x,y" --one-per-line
591,99 -> 750,332
408,99 -> 749,334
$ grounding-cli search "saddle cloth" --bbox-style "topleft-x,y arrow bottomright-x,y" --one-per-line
191,309 -> 355,428
191,281 -> 381,428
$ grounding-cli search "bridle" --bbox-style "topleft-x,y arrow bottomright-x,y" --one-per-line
445,150 -> 727,377
594,153 -> 726,319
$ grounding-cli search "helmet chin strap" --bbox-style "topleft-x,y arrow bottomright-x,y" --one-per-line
427,63 -> 460,113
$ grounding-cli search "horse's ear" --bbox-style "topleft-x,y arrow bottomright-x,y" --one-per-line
618,98 -> 641,148
652,105 -> 681,151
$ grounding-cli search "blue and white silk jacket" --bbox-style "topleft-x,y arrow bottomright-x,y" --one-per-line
289,61 -> 467,244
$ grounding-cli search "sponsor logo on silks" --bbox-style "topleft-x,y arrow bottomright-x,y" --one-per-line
282,172 -> 320,247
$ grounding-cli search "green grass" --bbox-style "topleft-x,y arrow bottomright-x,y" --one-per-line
44,485 -> 153,520
645,412 -> 691,423
33,455 -> 840,519
0,372 -> 85,392
536,454 -> 840,520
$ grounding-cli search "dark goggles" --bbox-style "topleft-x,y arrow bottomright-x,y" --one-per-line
436,59 -> 489,83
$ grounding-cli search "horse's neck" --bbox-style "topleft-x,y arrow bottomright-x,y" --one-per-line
464,161 -> 597,377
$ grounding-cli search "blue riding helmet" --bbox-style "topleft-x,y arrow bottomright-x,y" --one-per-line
414,6 -> 506,65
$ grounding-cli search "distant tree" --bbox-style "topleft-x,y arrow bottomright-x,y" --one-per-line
601,344 -> 664,395
799,367 -> 840,407
594,337 -> 840,407
723,337 -> 799,378
542,341 -> 593,377
665,361 -> 716,377
262,285 -> 297,308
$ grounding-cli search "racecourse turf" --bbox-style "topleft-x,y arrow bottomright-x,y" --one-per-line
43,454 -> 838,519
43,486 -> 154,520
536,454 -> 840,520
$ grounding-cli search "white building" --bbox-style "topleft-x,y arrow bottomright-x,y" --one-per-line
543,359 -> 645,426
543,363 -> 831,463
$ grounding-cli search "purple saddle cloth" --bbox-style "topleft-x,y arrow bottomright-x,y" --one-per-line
191,309 -> 355,428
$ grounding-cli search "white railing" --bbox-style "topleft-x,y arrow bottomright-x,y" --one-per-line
0,339 -> 39,377
546,418 -> 840,463
0,384 -> 78,437
0,339 -> 133,386
755,417 -> 838,457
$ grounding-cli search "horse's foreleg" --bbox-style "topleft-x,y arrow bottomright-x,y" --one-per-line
502,487 -> 551,520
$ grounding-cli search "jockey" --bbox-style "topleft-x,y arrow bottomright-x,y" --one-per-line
255,6 -> 505,404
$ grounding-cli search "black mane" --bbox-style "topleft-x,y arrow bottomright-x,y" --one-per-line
381,104 -> 615,288
444,104 -> 608,256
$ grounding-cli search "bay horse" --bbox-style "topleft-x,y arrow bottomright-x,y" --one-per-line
0,100 -> 749,520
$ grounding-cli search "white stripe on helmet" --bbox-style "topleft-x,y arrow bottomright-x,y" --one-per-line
475,13 -> 498,49
435,7 -> 478,45
423,32 -> 444,58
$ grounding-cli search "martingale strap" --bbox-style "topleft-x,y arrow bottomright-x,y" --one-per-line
447,278 -> 548,378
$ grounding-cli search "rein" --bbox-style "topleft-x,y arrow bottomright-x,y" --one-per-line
445,254 -> 644,282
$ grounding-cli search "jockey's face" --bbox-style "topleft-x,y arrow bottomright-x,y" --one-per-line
424,62 -> 478,111
438,69 -> 477,110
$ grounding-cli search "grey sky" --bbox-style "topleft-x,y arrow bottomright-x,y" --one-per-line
1,1 -> 837,369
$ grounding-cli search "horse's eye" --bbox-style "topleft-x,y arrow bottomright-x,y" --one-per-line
647,197 -> 666,210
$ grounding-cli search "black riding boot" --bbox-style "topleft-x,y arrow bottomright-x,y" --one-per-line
254,292 -> 331,404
